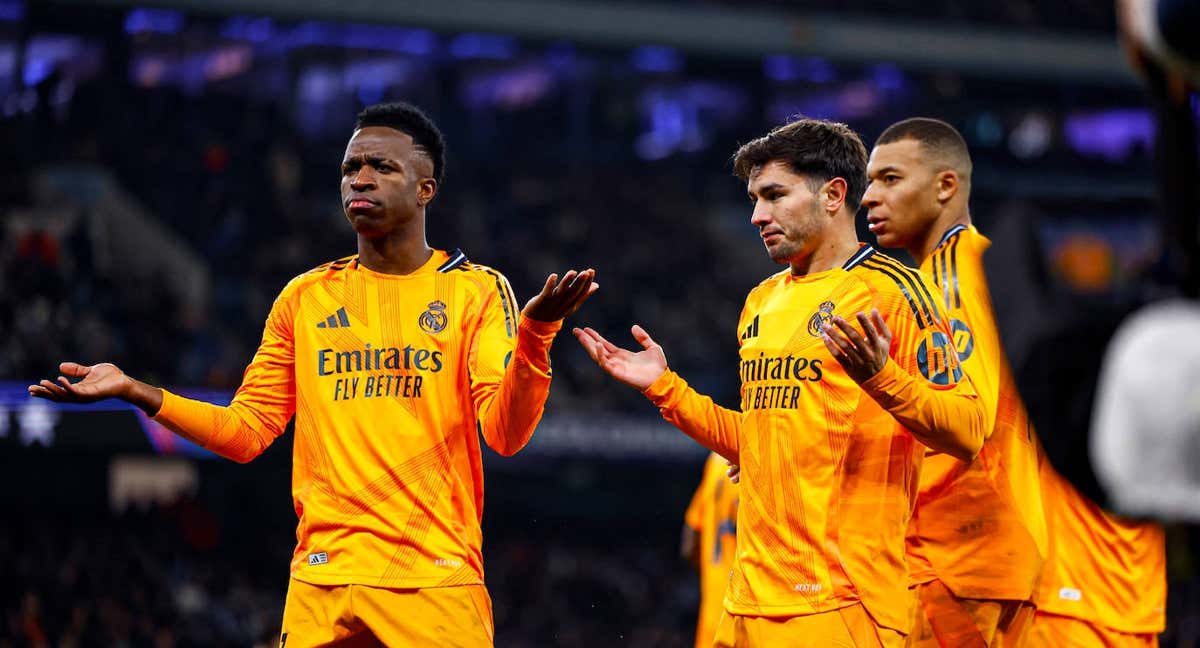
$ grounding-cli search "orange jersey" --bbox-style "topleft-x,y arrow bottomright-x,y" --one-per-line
154,249 -> 559,589
907,224 -> 1047,600
685,452 -> 739,648
645,245 -> 984,633
1034,457 -> 1166,634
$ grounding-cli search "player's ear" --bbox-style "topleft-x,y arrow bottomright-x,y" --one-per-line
823,177 -> 848,215
417,177 -> 438,207
935,170 -> 959,204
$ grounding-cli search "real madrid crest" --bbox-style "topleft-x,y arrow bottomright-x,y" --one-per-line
419,300 -> 448,334
807,300 -> 836,337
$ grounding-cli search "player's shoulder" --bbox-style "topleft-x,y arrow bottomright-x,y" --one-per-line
931,223 -> 989,261
846,247 -> 934,291
744,268 -> 795,307
302,254 -> 357,277
846,246 -> 943,329
439,251 -> 523,309
279,254 -> 359,297
929,224 -> 989,302
447,251 -> 514,291
752,268 -> 793,291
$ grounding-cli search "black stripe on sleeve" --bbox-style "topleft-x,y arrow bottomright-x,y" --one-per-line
869,255 -> 941,324
481,268 -> 516,337
860,259 -> 929,329
930,250 -> 944,301
935,234 -> 962,310
502,276 -> 519,324
934,233 -> 964,309
889,256 -> 943,323
948,234 -> 962,308
935,247 -> 951,309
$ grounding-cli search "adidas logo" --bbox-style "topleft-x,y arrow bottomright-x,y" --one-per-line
740,315 -> 760,341
317,308 -> 350,329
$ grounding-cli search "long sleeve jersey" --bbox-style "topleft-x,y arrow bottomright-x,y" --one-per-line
645,245 -> 984,633
154,249 -> 559,588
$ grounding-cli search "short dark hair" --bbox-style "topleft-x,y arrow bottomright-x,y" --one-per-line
355,102 -> 446,184
732,117 -> 869,213
876,117 -> 972,183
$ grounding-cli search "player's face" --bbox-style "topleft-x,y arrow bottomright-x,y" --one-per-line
747,161 -> 827,265
340,127 -> 437,239
862,139 -> 941,250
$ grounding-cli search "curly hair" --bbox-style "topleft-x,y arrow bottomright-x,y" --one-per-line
355,102 -> 447,184
732,118 -> 869,213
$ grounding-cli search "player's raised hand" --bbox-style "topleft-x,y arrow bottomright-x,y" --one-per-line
522,269 -> 599,322
28,362 -> 131,404
573,324 -> 667,391
822,309 -> 892,383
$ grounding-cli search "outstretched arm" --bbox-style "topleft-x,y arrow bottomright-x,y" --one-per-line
574,325 -> 741,460
29,289 -> 298,463
475,269 -> 599,456
823,309 -> 985,462
29,359 -> 292,464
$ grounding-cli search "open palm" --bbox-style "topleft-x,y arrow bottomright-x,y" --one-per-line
573,325 -> 668,391
523,269 -> 599,322
28,362 -> 130,404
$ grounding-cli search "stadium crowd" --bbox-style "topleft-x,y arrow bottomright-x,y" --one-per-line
2,460 -> 1198,647
0,453 -> 704,648
0,75 -> 758,414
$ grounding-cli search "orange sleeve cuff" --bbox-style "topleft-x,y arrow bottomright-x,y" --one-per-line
514,316 -> 562,374
860,358 -> 907,402
643,369 -> 683,406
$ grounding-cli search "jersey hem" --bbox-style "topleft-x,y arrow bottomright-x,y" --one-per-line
290,569 -> 484,589
940,582 -> 1035,602
723,597 -> 857,619
725,597 -> 908,633
1033,609 -> 1166,635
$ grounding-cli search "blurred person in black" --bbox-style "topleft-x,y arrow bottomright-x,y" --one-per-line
987,0 -> 1199,520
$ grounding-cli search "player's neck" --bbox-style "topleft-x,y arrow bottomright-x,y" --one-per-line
357,230 -> 433,275
913,210 -> 971,264
790,230 -> 861,276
